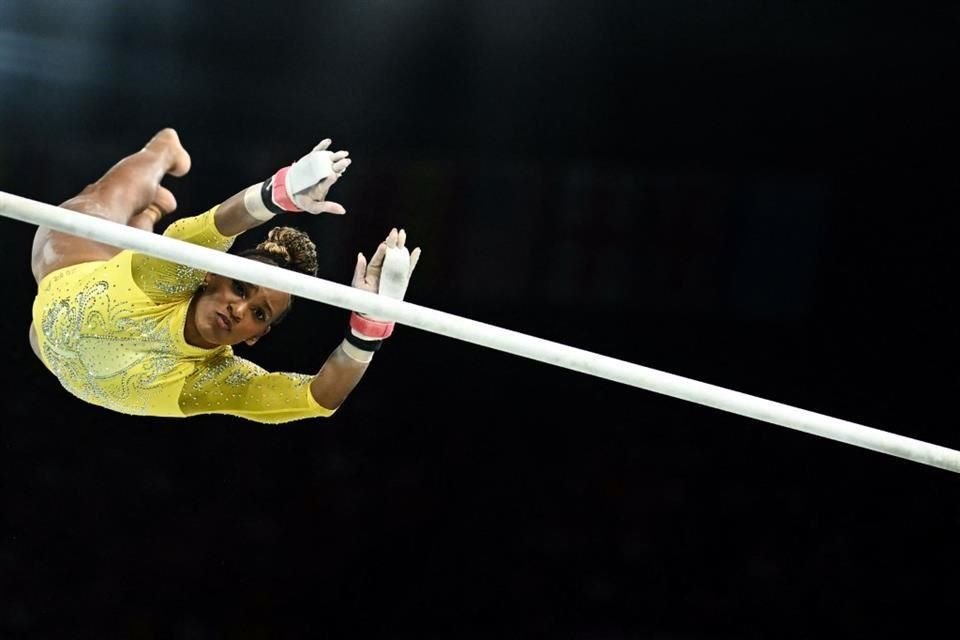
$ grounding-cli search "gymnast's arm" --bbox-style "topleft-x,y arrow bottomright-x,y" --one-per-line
308,340 -> 372,410
213,138 -> 352,237
310,227 -> 421,410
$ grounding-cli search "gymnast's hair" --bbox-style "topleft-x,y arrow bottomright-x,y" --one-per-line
237,226 -> 318,323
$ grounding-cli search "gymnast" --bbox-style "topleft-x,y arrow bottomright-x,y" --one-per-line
28,128 -> 420,424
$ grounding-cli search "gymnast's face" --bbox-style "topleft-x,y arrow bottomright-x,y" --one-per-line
188,273 -> 292,348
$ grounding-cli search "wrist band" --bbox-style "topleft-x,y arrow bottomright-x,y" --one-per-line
344,328 -> 382,352
270,166 -> 300,212
259,176 -> 287,215
340,338 -> 375,363
244,184 -> 276,221
349,311 -> 395,339
259,167 -> 300,215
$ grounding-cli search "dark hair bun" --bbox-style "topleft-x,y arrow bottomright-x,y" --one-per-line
253,226 -> 318,277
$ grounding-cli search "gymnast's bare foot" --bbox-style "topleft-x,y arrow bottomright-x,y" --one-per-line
144,127 -> 191,177
130,185 -> 177,231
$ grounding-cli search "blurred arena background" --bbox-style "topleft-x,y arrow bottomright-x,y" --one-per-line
1,2 -> 958,637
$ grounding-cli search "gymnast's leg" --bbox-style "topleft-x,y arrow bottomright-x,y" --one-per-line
30,127 -> 191,284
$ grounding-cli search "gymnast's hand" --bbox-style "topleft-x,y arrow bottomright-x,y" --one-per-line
263,138 -> 352,215
352,228 -> 421,301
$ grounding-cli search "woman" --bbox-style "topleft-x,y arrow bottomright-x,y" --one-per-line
28,128 -> 420,424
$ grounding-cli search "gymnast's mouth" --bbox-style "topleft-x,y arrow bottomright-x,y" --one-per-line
215,312 -> 232,330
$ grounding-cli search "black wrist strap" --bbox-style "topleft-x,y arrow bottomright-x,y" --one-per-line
260,176 -> 288,215
344,328 -> 383,352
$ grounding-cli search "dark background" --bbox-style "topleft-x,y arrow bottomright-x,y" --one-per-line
2,2 -> 959,638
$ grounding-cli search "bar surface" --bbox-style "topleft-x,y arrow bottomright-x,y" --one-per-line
3,189 -> 958,473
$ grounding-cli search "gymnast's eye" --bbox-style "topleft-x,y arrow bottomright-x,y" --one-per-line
254,308 -> 266,322
232,280 -> 246,297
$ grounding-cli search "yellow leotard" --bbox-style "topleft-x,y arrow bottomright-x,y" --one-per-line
31,208 -> 334,424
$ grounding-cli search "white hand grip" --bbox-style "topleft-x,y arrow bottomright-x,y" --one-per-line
286,151 -> 334,195
378,246 -> 411,300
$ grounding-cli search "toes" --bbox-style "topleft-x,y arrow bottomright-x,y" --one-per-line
152,185 -> 177,215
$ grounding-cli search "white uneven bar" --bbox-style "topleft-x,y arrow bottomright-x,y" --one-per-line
3,189 -> 959,473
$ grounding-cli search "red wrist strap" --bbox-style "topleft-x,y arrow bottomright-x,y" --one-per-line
350,311 -> 395,339
270,166 -> 301,212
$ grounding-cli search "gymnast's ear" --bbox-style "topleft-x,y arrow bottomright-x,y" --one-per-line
244,325 -> 271,346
